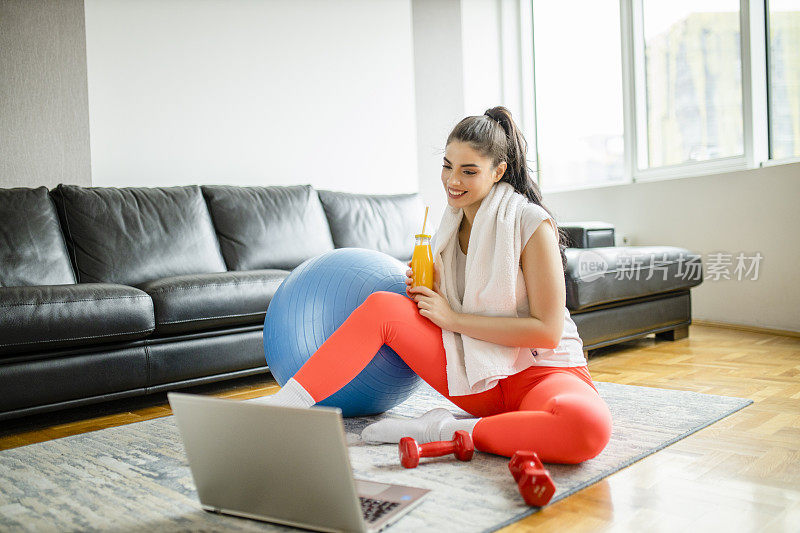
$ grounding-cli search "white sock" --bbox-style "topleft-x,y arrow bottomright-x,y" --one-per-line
361,408 -> 481,444
246,377 -> 316,408
438,417 -> 481,441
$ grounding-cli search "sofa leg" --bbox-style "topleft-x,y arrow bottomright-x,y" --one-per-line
655,324 -> 689,341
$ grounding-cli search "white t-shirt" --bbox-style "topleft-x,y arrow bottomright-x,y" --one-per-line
452,202 -> 586,368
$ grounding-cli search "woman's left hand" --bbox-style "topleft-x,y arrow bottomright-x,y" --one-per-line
408,262 -> 460,331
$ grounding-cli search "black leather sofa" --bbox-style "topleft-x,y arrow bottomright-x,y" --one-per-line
0,184 -> 702,421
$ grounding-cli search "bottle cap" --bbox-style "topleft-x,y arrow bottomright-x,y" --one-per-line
415,233 -> 431,239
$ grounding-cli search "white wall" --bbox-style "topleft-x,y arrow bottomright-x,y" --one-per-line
84,0 -> 417,194
80,0 -> 796,331
411,0 -> 465,232
460,0 -> 503,114
544,162 -> 800,333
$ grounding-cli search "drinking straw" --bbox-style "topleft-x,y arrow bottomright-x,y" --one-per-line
421,206 -> 429,235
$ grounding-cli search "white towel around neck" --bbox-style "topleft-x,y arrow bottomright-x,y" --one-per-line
432,180 -> 535,396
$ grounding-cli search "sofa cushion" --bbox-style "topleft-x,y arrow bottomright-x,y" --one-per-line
317,190 -> 424,261
0,187 -> 76,287
136,270 -> 290,335
202,185 -> 334,270
565,246 -> 704,311
0,284 -> 154,355
50,184 -> 226,286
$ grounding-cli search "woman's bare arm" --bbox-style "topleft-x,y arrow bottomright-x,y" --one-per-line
451,219 -> 565,349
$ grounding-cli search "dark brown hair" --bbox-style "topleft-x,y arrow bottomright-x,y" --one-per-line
446,105 -> 568,271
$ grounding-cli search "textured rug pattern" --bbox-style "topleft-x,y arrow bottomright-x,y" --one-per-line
0,381 -> 752,532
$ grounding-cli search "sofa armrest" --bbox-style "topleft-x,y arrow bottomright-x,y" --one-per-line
561,221 -> 616,248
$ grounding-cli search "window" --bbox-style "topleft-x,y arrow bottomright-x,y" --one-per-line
532,1 -> 625,191
767,0 -> 800,159
527,0 -> 796,192
640,0 -> 744,168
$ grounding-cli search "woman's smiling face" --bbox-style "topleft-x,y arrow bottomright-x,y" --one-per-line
441,141 -> 506,212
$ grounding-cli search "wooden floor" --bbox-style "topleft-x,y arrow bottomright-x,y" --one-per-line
1,324 -> 798,532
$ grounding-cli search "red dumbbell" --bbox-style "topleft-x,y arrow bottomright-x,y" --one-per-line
508,450 -> 556,507
399,430 -> 474,468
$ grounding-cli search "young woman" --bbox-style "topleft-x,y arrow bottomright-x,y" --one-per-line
257,106 -> 612,464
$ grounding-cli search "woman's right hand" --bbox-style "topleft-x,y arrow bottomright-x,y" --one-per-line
406,259 -> 443,298
405,260 -> 414,298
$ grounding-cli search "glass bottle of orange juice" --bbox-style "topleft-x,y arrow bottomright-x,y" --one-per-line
411,233 -> 434,290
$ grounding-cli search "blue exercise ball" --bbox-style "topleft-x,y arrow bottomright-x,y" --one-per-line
263,248 -> 422,417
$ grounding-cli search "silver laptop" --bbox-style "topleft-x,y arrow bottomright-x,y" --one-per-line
168,392 -> 431,533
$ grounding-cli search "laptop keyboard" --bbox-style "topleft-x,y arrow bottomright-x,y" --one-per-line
359,497 -> 400,523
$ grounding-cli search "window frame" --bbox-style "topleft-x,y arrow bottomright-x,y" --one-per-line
764,0 -> 800,163
529,0 -> 792,195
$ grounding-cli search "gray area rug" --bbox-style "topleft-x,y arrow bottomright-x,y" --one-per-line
0,381 -> 752,532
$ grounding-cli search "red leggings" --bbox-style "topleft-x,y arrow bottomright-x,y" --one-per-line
293,291 -> 612,464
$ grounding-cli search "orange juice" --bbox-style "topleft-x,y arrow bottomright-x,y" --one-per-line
411,233 -> 434,289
